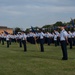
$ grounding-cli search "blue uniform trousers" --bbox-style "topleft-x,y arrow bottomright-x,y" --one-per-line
68,38 -> 72,49
7,40 -> 9,48
40,39 -> 44,52
60,41 -> 68,60
22,40 -> 27,52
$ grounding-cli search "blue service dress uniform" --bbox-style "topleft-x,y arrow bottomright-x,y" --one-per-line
60,29 -> 68,60
22,33 -> 27,52
0,34 -> 1,43
54,33 -> 58,46
19,34 -> 22,47
1,33 -> 5,45
54,30 -> 60,46
29,32 -> 36,44
39,32 -> 45,52
6,34 -> 10,48
45,32 -> 51,45
68,31 -> 72,49
72,32 -> 75,46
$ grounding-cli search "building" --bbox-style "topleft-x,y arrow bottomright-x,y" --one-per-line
0,26 -> 13,34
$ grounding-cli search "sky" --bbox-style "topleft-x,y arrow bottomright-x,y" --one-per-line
0,0 -> 75,30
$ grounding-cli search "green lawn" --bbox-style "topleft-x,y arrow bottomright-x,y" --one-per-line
0,42 -> 75,75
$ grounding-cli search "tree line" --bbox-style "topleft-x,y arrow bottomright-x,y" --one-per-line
13,19 -> 75,34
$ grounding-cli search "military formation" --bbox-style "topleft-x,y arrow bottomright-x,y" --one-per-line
0,26 -> 75,60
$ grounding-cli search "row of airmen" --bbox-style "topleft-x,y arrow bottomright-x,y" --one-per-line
0,27 -> 75,60
0,30 -> 75,49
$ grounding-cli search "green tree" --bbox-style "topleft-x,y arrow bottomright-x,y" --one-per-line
14,27 -> 22,34
25,28 -> 30,33
54,21 -> 63,26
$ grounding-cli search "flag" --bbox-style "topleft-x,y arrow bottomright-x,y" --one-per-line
71,18 -> 74,27
4,31 -> 8,35
31,26 -> 36,33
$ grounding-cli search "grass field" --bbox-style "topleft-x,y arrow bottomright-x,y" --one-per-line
0,42 -> 75,75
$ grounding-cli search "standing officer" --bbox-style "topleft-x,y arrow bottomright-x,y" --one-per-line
72,31 -> 75,46
68,31 -> 72,49
21,31 -> 27,52
18,33 -> 22,47
59,26 -> 68,60
38,29 -> 45,52
6,33 -> 10,48
53,32 -> 58,46
0,33 -> 1,44
45,32 -> 52,45
54,30 -> 60,46
1,32 -> 5,45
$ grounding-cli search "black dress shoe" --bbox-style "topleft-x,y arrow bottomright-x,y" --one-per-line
70,48 -> 72,49
62,58 -> 68,60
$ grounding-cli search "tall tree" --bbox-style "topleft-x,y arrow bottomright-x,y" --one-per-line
54,21 -> 63,26
14,27 -> 22,34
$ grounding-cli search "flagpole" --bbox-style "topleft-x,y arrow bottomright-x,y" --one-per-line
70,18 -> 74,31
34,36 -> 39,51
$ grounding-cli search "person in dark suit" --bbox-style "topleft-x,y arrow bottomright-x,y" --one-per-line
59,26 -> 68,60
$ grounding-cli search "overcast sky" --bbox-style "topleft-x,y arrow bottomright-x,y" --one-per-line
0,0 -> 75,30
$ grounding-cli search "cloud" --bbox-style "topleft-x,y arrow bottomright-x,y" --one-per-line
0,0 -> 75,15
0,4 -> 75,16
0,0 -> 75,29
